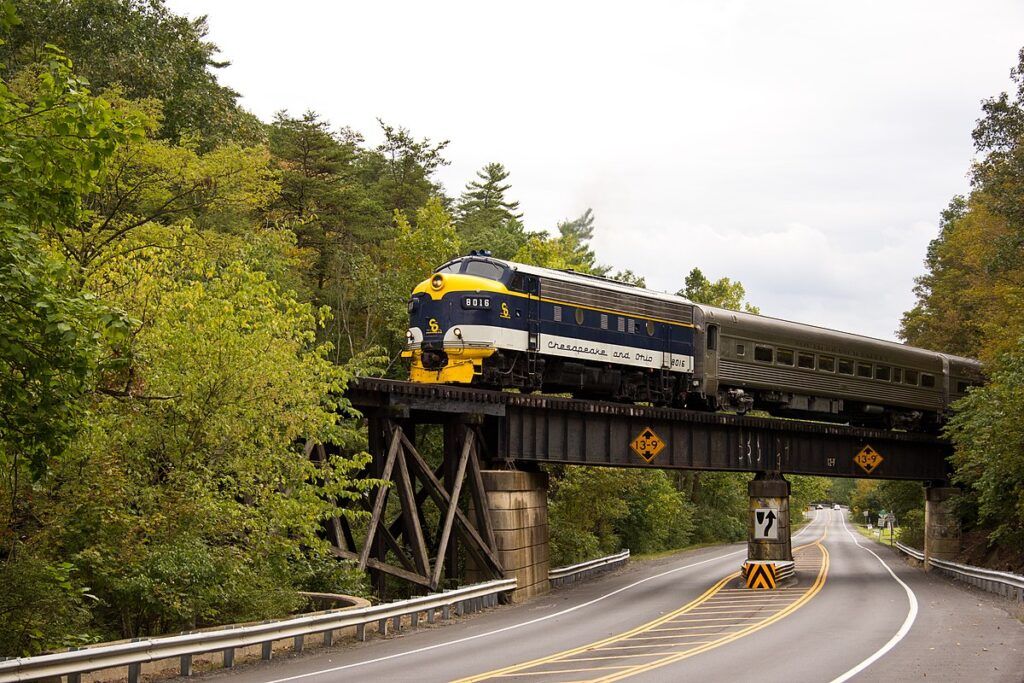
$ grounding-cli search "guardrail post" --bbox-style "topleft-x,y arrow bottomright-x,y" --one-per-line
180,653 -> 193,677
411,611 -> 420,627
378,618 -> 388,636
261,640 -> 273,660
391,615 -> 401,633
427,607 -> 436,624
323,629 -> 334,647
127,662 -> 141,683
294,634 -> 304,653
442,604 -> 451,620
356,624 -> 367,641
68,673 -> 82,683
223,647 -> 235,668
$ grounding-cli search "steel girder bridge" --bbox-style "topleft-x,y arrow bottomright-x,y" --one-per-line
331,378 -> 951,594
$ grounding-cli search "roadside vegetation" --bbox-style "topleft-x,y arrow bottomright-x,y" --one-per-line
1,0 -> 1020,657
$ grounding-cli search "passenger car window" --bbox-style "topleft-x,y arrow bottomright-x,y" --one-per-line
892,367 -> 903,383
956,380 -> 969,393
797,353 -> 815,369
464,260 -> 504,280
838,359 -> 854,375
920,373 -> 935,388
777,348 -> 794,366
904,369 -> 919,385
818,356 -> 835,372
875,365 -> 891,381
754,345 -> 773,363
736,343 -> 745,357
856,363 -> 873,378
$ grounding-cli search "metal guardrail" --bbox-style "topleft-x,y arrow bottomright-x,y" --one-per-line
0,578 -> 516,683
549,550 -> 630,588
894,541 -> 1023,603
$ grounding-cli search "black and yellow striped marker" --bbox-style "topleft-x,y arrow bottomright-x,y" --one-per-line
743,561 -> 777,589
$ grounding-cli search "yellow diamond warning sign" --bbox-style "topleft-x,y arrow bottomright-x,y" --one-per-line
630,427 -> 665,463
854,444 -> 884,474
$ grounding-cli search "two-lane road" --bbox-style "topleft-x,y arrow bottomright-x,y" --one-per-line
212,510 -> 1023,682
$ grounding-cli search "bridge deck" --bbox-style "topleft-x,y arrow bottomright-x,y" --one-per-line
348,379 -> 951,481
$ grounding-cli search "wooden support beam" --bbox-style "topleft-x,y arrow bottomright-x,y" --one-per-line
332,548 -> 432,588
431,430 -> 473,590
399,432 -> 504,576
395,449 -> 431,577
358,427 -> 402,570
466,428 -> 498,557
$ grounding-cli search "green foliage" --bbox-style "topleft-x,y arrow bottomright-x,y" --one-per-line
0,0 -> 263,147
899,46 -> 1024,557
678,267 -> 760,313
0,558 -> 96,655
514,208 -> 610,275
826,478 -> 857,506
683,472 -> 748,543
456,162 -> 528,259
548,467 -> 694,565
946,342 -> 1024,547
849,479 -> 924,525
789,476 -> 831,515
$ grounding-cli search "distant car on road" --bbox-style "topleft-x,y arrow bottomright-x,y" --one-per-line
815,504 -> 823,509
833,504 -> 841,510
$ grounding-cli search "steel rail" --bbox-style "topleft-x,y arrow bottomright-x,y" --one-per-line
0,579 -> 516,683
894,541 -> 1023,602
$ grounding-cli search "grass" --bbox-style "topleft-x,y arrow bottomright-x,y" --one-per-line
853,522 -> 899,545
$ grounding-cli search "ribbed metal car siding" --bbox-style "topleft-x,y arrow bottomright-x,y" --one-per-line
541,278 -> 694,326
718,359 -> 943,410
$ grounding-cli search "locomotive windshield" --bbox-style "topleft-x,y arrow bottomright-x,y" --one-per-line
433,257 -> 509,282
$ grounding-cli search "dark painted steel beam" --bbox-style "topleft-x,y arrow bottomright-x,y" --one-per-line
349,379 -> 951,481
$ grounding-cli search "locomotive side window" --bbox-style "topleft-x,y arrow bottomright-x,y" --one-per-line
617,316 -> 625,332
777,348 -> 794,366
856,363 -> 872,378
754,345 -> 773,363
818,355 -> 835,372
797,353 -> 815,369
628,319 -> 636,334
892,367 -> 903,383
574,308 -> 585,325
838,359 -> 854,375
553,305 -> 562,322
601,313 -> 608,330
647,320 -> 656,336
904,369 -> 919,385
875,365 -> 891,381
920,373 -> 936,388
706,324 -> 718,350
735,343 -> 746,357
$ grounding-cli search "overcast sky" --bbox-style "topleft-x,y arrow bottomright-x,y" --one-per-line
168,0 -> 1023,341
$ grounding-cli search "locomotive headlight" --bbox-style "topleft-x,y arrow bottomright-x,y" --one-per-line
431,274 -> 445,290
406,330 -> 414,343
453,327 -> 463,339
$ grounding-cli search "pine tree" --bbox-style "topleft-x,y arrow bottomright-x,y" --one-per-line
455,162 -> 527,258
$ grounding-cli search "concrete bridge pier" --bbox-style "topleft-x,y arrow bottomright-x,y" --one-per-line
743,472 -> 794,589
924,485 -> 961,568
467,470 -> 551,601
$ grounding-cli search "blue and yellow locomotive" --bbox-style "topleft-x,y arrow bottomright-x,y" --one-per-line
404,253 -> 983,429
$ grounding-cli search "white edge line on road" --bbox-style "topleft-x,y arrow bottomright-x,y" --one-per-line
262,513 -> 825,682
829,511 -> 919,683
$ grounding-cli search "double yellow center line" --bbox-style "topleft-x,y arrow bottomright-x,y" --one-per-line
458,531 -> 830,682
